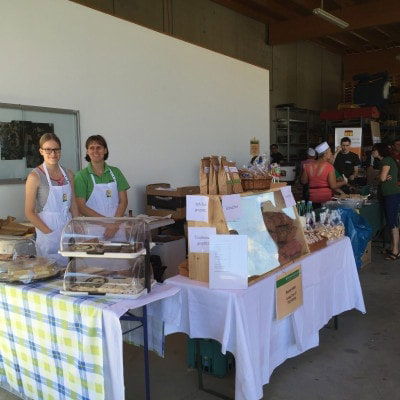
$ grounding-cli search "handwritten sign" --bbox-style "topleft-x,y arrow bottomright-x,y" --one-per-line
221,194 -> 241,221
280,186 -> 296,208
186,195 -> 209,222
276,265 -> 303,320
209,234 -> 248,289
188,227 -> 216,253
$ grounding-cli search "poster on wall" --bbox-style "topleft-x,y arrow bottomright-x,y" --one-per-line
0,122 -> 25,160
334,127 -> 362,157
370,121 -> 381,144
0,120 -> 54,167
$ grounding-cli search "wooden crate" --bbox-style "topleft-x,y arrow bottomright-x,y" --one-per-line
146,183 -> 199,220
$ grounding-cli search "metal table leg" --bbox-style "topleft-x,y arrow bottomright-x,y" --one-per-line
121,306 -> 151,400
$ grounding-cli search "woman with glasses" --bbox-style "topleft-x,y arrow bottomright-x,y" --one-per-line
25,133 -> 79,265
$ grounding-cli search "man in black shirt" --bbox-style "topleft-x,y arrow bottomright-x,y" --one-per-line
333,137 -> 361,182
270,144 -> 284,164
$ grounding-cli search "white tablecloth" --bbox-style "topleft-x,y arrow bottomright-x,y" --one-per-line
102,283 -> 180,400
149,237 -> 365,400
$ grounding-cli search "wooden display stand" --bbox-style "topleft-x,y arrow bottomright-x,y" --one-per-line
187,188 -> 310,284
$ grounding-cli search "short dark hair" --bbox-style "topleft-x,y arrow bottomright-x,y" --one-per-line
85,135 -> 109,162
372,143 -> 390,158
341,137 -> 351,144
270,144 -> 278,150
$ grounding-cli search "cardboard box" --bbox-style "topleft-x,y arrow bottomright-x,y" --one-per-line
146,183 -> 199,220
151,235 -> 186,279
361,241 -> 372,268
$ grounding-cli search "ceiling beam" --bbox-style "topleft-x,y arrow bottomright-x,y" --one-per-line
343,47 -> 400,80
269,0 -> 400,45
350,28 -> 390,49
250,0 -> 304,20
210,0 -> 279,24
311,37 -> 347,54
328,32 -> 369,52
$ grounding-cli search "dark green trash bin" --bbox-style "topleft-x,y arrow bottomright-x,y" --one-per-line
187,338 -> 235,378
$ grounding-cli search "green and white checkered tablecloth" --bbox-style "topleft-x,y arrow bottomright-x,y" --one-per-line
0,279 -> 116,400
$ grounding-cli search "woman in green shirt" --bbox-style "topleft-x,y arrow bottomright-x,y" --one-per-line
372,143 -> 400,260
74,135 -> 130,239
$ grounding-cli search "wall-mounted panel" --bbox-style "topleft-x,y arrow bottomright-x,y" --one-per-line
0,0 -> 269,219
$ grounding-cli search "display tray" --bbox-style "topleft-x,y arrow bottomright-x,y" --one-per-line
0,269 -> 61,285
59,248 -> 147,259
59,287 -> 148,299
60,240 -> 155,258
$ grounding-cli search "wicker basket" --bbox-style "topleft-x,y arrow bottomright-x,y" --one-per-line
241,177 -> 272,191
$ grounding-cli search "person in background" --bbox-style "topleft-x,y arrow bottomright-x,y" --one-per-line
301,141 -> 347,208
372,143 -> 400,260
333,137 -> 361,183
270,144 -> 284,164
25,133 -> 79,265
390,138 -> 400,162
301,148 -> 316,171
74,135 -> 130,218
300,148 -> 316,202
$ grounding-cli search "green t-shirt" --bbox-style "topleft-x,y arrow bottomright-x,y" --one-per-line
74,163 -> 130,200
381,156 -> 400,196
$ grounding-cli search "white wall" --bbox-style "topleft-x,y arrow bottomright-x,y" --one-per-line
0,0 -> 269,219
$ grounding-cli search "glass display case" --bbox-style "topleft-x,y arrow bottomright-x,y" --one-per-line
0,236 -> 59,284
0,257 -> 59,284
0,236 -> 37,261
59,217 -> 150,258
61,257 -> 148,298
59,217 -> 153,298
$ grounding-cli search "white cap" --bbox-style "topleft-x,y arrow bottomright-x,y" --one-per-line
315,141 -> 330,154
307,148 -> 316,157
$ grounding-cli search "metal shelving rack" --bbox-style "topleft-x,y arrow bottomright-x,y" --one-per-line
275,107 -> 319,163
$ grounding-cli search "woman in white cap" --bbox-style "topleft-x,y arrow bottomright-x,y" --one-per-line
300,148 -> 316,201
301,147 -> 316,170
25,133 -> 79,265
301,142 -> 347,207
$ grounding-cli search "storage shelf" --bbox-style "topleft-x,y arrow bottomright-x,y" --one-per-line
275,107 -> 320,163
276,119 -> 307,123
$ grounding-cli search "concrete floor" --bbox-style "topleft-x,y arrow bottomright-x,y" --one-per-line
1,243 -> 400,400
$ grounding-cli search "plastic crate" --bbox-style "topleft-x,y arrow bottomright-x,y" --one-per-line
187,338 -> 234,378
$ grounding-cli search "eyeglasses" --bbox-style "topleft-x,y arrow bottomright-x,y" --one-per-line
41,148 -> 61,155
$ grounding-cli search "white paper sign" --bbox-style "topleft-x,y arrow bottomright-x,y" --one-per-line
186,195 -> 209,222
280,186 -> 296,208
188,227 -> 216,253
221,194 -> 241,221
209,234 -> 248,289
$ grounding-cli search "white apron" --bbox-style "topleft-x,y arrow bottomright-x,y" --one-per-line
87,168 -> 119,217
85,168 -> 128,269
35,164 -> 71,266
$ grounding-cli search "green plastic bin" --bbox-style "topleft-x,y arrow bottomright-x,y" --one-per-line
187,338 -> 235,378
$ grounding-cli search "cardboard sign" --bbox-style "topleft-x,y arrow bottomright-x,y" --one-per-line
221,194 -> 241,221
280,186 -> 296,208
186,195 -> 209,222
188,227 -> 216,253
276,265 -> 303,320
370,121 -> 381,144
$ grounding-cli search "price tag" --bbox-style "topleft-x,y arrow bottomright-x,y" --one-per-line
280,186 -> 296,208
